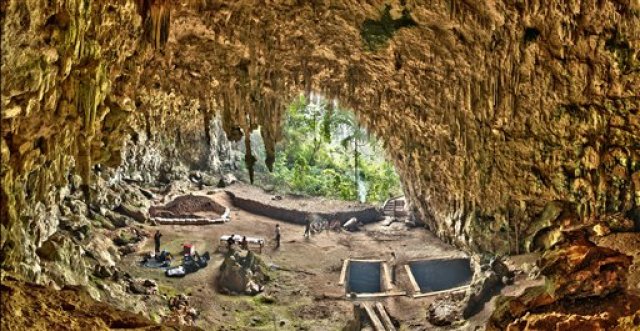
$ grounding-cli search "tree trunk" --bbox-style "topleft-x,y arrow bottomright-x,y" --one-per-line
354,129 -> 359,201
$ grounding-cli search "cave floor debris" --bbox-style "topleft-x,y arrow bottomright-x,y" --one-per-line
93,183 -> 640,330
0,275 -> 192,331
114,189 -> 538,330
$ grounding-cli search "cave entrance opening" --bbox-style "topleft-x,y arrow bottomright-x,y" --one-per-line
239,93 -> 403,205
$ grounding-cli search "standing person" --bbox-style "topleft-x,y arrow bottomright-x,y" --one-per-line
390,252 -> 397,285
227,234 -> 236,251
275,224 -> 281,249
303,216 -> 311,238
241,236 -> 248,250
154,230 -> 162,253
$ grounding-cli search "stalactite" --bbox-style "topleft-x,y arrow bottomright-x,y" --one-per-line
138,0 -> 171,49
203,107 -> 212,147
244,125 -> 256,184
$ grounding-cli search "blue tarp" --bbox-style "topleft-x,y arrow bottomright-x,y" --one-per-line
409,258 -> 472,293
348,261 -> 382,293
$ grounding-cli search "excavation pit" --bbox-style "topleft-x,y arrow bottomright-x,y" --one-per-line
348,260 -> 382,294
340,259 -> 405,299
406,257 -> 472,297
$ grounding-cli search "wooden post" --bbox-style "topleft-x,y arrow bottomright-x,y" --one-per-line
362,302 -> 385,331
375,302 -> 396,331
382,262 -> 392,291
405,264 -> 421,294
339,259 -> 349,286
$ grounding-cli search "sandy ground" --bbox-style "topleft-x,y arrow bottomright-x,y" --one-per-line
118,190 -> 640,331
120,191 -> 477,330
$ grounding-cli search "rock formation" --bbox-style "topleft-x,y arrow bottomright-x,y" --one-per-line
488,228 -> 640,330
218,250 -> 269,295
0,275 -> 192,330
1,0 -> 639,287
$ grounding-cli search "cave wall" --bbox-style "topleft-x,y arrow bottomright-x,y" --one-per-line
0,0 -> 237,281
148,0 -> 640,253
118,89 -> 241,184
1,0 -> 150,279
1,0 -> 639,280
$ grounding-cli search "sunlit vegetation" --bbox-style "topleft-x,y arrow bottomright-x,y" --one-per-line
244,95 -> 402,203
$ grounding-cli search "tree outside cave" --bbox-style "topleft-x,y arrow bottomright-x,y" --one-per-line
238,94 -> 403,203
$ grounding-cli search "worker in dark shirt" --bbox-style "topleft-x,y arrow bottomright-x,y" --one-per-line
303,216 -> 311,238
227,234 -> 236,251
275,225 -> 281,249
390,251 -> 397,285
241,236 -> 248,250
154,230 -> 162,253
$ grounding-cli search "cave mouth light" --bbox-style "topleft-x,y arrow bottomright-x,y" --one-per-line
240,93 -> 403,204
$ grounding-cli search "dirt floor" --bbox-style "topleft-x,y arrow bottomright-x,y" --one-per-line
120,190 -> 476,330
118,189 -> 640,330
225,183 -> 375,214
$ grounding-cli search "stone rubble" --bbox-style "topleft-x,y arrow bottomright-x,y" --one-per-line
488,227 -> 640,331
218,250 -> 269,296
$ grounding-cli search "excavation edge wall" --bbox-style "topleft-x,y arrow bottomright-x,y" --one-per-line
226,192 -> 382,225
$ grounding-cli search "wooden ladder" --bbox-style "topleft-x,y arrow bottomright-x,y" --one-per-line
362,302 -> 396,331
383,198 -> 406,218
383,199 -> 397,216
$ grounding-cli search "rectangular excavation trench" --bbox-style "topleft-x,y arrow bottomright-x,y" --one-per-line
406,258 -> 473,297
340,259 -> 405,299
347,260 -> 382,294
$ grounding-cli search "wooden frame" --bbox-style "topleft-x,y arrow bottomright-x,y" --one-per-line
341,258 -> 406,299
404,257 -> 472,298
339,259 -> 349,286
346,291 -> 406,299
404,264 -> 421,293
411,285 -> 470,298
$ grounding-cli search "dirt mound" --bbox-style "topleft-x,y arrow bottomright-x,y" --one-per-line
1,276 -> 198,331
218,250 -> 269,295
149,195 -> 225,219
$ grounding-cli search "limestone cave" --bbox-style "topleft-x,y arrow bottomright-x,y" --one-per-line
1,0 -> 639,330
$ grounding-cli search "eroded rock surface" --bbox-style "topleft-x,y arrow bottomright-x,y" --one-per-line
0,275 -> 195,330
218,250 -> 269,295
488,228 -> 640,330
1,0 -> 639,295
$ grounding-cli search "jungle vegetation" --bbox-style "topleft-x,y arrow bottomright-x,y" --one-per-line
243,95 -> 402,203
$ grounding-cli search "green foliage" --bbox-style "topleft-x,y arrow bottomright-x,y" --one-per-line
256,95 -> 402,203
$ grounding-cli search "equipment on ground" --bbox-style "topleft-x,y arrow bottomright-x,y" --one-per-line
219,235 -> 265,253
165,251 -> 211,278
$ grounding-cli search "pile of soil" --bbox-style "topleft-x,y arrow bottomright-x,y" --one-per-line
150,195 -> 225,219
0,276 -> 197,330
